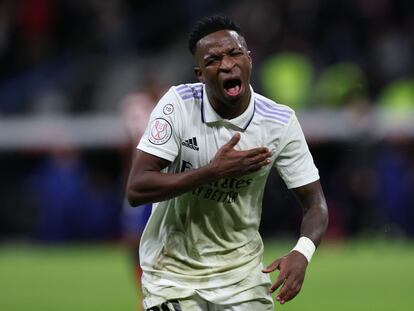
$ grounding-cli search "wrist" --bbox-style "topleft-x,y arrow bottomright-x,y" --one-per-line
291,236 -> 316,262
204,161 -> 221,181
197,162 -> 220,185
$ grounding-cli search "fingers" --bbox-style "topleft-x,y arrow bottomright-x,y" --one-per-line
245,148 -> 272,171
269,252 -> 307,305
247,150 -> 272,163
225,133 -> 241,149
276,278 -> 302,304
243,150 -> 272,172
215,133 -> 272,176
224,133 -> 272,159
244,160 -> 271,173
262,258 -> 282,273
225,134 -> 270,157
263,258 -> 288,295
269,272 -> 287,294
246,147 -> 271,157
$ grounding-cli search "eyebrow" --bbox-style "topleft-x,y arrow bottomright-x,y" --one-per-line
203,48 -> 240,61
203,53 -> 218,61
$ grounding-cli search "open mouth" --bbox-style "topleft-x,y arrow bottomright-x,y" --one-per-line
223,79 -> 242,97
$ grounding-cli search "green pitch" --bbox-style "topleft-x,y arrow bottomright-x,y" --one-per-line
263,239 -> 414,310
0,239 -> 413,311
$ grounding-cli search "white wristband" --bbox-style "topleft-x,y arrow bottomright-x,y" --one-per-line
292,237 -> 316,262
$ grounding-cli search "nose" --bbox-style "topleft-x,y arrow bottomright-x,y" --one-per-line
219,55 -> 236,72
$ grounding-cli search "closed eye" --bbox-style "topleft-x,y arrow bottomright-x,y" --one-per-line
230,51 -> 243,56
205,56 -> 220,66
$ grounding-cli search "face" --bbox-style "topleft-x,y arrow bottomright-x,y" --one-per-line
194,30 -> 252,111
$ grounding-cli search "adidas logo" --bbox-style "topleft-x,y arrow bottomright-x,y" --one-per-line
182,137 -> 199,151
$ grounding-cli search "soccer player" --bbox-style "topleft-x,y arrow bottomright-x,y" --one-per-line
127,15 -> 328,311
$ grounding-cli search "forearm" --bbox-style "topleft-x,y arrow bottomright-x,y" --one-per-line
300,200 -> 328,247
127,135 -> 272,206
127,164 -> 217,206
292,181 -> 329,247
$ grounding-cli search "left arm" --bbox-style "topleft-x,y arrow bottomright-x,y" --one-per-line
292,180 -> 328,246
262,180 -> 328,304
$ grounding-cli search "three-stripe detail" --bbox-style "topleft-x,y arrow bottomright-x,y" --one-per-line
176,84 -> 203,101
254,97 -> 292,124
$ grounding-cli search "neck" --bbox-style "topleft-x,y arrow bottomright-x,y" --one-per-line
209,90 -> 251,119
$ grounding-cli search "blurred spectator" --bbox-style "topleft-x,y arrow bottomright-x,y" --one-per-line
28,147 -> 87,241
28,146 -> 121,241
375,142 -> 413,237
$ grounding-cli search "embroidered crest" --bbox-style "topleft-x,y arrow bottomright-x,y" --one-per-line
148,118 -> 172,145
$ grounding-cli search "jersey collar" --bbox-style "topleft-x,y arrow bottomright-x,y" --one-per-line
201,84 -> 255,131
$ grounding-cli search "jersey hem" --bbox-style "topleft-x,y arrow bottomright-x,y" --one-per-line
142,253 -> 262,290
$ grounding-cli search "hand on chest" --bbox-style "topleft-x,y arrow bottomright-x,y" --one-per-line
179,123 -> 276,169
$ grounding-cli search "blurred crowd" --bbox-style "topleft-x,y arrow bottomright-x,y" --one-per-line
0,0 -> 414,241
1,0 -> 414,114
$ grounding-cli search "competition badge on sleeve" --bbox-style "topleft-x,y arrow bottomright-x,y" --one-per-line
163,104 -> 174,115
148,118 -> 172,145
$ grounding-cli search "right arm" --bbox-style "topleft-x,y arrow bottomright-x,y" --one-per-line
127,133 -> 272,206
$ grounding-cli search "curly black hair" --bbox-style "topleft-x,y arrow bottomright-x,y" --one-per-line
188,15 -> 243,55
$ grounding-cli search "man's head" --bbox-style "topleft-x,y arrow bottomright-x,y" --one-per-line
188,15 -> 252,114
188,15 -> 244,55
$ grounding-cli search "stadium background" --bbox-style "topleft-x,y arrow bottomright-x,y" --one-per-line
0,0 -> 413,310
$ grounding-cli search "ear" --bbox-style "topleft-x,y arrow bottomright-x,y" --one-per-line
247,51 -> 252,65
194,66 -> 204,83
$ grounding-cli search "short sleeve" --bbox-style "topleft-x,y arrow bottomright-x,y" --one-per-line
273,113 -> 319,189
137,87 -> 182,162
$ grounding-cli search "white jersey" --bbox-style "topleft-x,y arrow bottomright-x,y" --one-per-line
137,83 -> 319,307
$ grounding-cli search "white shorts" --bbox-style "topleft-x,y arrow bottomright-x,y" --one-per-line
142,263 -> 273,311
142,262 -> 274,309
144,293 -> 274,311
